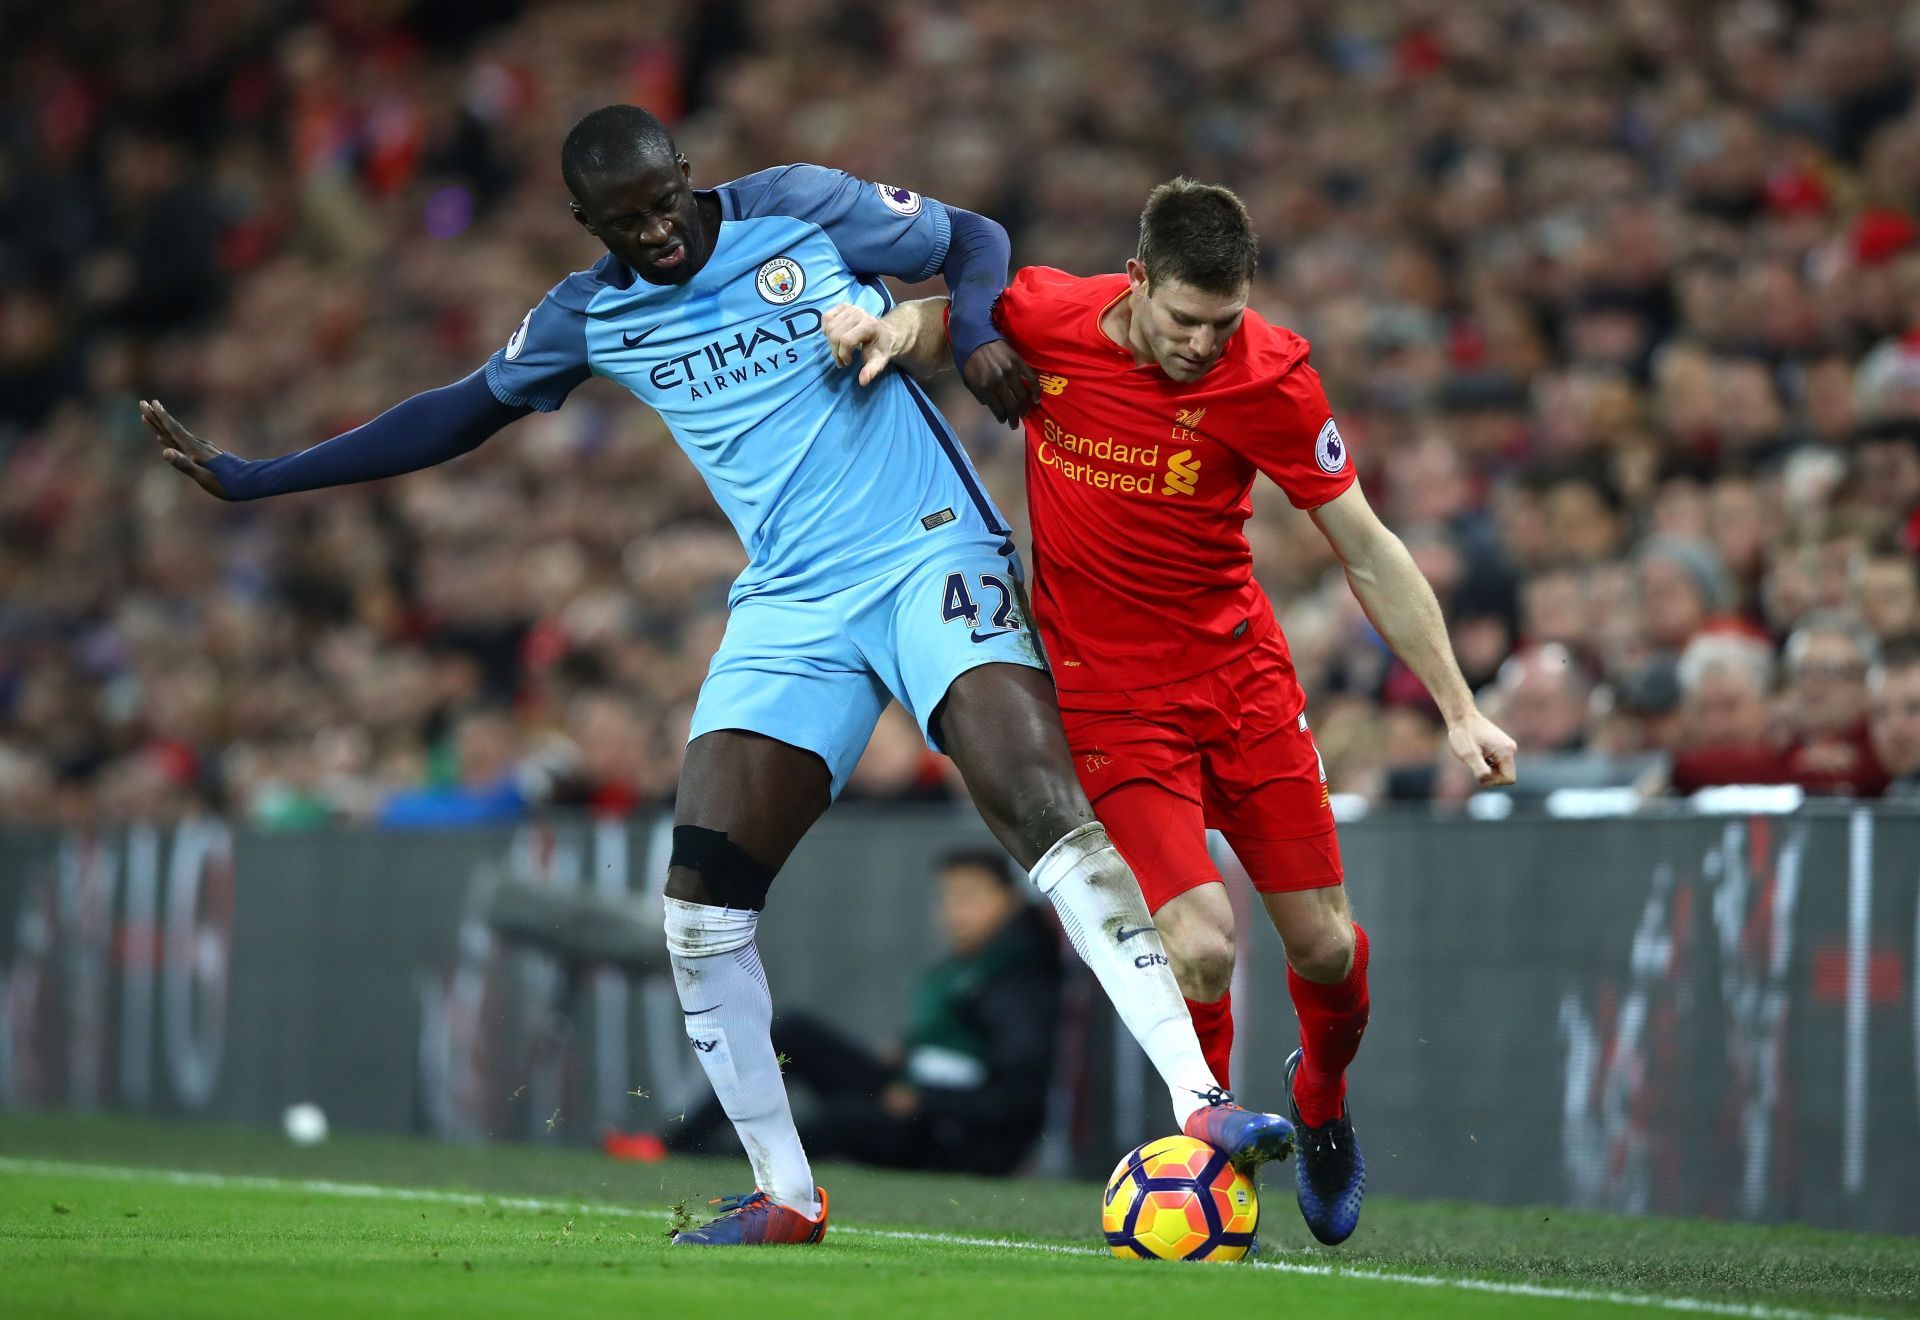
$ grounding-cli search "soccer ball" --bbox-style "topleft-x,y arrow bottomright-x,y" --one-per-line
281,1102 -> 329,1146
1101,1134 -> 1258,1261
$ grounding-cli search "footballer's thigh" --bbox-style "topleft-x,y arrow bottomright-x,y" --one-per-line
874,540 -> 1086,869
934,662 -> 1095,869
670,594 -> 888,907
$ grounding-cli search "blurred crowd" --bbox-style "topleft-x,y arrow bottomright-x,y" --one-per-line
4,0 -> 1920,829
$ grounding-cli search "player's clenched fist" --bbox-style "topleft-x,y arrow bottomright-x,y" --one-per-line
1447,709 -> 1518,786
960,339 -> 1039,429
822,303 -> 905,386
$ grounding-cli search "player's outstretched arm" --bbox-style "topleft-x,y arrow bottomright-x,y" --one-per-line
1310,483 -> 1518,786
139,370 -> 530,502
823,298 -> 952,385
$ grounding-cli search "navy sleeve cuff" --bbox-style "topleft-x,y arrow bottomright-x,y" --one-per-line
942,206 -> 1012,369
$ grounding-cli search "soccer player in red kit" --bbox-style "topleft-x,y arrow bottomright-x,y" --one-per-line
825,178 -> 1516,1245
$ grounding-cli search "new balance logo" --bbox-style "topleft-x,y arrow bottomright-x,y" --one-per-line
1163,449 -> 1201,496
1037,373 -> 1068,396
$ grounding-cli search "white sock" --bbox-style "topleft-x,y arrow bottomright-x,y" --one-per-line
662,897 -> 818,1218
1030,823 -> 1221,1127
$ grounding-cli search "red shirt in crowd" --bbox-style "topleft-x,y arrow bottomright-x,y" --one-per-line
1670,722 -> 1890,797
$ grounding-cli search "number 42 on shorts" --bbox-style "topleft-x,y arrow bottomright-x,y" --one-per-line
941,572 -> 1022,641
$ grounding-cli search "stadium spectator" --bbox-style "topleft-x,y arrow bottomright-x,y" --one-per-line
1637,538 -> 1733,661
1493,645 -> 1591,757
1590,660 -> 1685,760
1668,617 -> 1892,796
1779,613 -> 1889,795
1669,632 -> 1779,795
374,706 -> 529,829
1854,549 -> 1920,643
546,688 -> 656,817
1852,422 -> 1920,554
1869,639 -> 1920,797
630,850 -> 1062,1174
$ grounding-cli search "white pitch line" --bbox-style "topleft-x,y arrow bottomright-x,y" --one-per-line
0,1157 -> 1876,1320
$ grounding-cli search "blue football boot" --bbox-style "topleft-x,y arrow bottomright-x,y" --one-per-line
670,1187 -> 828,1246
1284,1047 -> 1365,1245
1183,1087 -> 1295,1170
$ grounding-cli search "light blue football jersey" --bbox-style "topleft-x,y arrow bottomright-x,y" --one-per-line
484,165 -> 1010,604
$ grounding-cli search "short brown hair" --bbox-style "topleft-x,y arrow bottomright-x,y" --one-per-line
1137,178 -> 1258,295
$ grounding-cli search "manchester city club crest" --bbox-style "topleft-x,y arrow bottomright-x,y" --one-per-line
1316,416 -> 1347,473
755,256 -> 806,305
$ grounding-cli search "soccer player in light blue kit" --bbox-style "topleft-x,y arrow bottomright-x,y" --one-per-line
140,105 -> 1292,1245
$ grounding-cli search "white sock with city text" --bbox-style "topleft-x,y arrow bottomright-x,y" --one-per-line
662,897 -> 818,1219
1029,822 -> 1221,1127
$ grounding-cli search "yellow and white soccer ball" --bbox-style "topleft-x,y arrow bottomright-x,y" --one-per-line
1101,1134 -> 1258,1261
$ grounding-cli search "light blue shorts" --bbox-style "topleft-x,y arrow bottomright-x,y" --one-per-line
688,535 -> 1049,797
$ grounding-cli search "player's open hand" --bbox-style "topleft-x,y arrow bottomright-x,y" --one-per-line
139,399 -> 231,500
962,340 -> 1039,430
822,303 -> 900,386
1447,708 -> 1518,787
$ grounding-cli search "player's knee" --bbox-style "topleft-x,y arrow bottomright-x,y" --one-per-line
663,826 -> 777,911
1012,771 -> 1097,854
1287,915 -> 1355,985
662,866 -> 711,906
662,887 -> 758,960
1166,926 -> 1235,1001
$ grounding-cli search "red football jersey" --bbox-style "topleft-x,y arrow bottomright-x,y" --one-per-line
991,267 -> 1355,694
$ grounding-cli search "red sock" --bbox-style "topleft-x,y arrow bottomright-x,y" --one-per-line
1287,922 -> 1369,1127
1184,990 -> 1234,1092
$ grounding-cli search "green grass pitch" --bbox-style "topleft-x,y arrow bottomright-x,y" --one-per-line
0,1115 -> 1915,1317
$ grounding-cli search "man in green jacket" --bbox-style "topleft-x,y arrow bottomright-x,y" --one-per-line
635,849 -> 1063,1175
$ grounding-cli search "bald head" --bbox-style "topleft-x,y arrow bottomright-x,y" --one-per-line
561,105 -> 679,202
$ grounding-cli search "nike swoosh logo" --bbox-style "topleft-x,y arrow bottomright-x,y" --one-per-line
681,1004 -> 722,1016
1114,926 -> 1157,943
622,326 -> 662,348
970,629 -> 1015,644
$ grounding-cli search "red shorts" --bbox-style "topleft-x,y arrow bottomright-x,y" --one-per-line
1060,629 -> 1343,913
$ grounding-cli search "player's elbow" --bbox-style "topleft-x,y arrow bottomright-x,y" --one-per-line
1334,527 -> 1401,591
947,205 -> 1006,240
944,206 -> 1010,269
